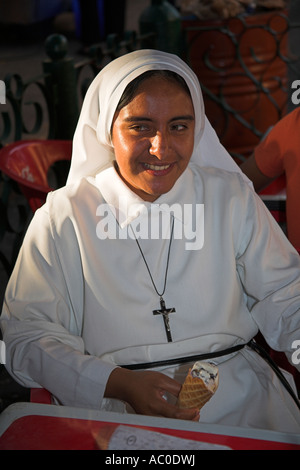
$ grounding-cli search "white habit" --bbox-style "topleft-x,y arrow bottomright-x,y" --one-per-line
1,164 -> 300,432
1,50 -> 300,433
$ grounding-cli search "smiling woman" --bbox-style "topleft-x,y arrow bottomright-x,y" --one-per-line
111,71 -> 195,201
1,50 -> 300,433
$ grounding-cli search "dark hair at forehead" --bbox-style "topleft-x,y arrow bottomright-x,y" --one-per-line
116,70 -> 191,112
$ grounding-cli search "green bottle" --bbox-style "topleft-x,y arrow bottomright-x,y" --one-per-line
139,0 -> 182,56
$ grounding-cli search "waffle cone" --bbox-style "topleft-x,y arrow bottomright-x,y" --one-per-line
177,369 -> 215,410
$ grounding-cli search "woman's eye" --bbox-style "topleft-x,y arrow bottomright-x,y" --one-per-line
130,124 -> 149,132
171,124 -> 187,131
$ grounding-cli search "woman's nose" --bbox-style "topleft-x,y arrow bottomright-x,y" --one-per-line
149,132 -> 169,159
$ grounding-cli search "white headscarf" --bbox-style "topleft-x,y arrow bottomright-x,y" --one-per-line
66,49 -> 250,186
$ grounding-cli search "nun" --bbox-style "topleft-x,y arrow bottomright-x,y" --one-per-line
1,50 -> 300,432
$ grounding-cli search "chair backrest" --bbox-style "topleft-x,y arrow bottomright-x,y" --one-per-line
258,173 -> 286,196
0,139 -> 72,212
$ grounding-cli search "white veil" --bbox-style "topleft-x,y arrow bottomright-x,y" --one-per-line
66,49 -> 250,186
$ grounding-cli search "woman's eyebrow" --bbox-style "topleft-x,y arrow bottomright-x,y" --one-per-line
123,116 -> 152,122
123,115 -> 195,122
170,115 -> 195,122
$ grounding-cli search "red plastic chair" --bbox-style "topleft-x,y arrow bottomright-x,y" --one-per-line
259,174 -> 287,225
30,388 -> 52,404
0,140 -> 72,405
0,139 -> 72,212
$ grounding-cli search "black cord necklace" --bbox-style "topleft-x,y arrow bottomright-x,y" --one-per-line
130,216 -> 176,342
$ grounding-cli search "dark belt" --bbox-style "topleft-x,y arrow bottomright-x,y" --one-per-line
120,342 -> 245,370
120,339 -> 300,411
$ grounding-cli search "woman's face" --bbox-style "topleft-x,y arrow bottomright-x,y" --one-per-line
111,75 -> 195,202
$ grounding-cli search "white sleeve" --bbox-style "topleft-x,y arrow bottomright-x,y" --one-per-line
0,203 -> 116,409
235,184 -> 300,370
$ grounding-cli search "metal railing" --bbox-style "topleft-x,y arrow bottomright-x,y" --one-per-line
182,11 -> 298,163
0,30 -> 151,146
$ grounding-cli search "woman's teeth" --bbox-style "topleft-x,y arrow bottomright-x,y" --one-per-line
143,163 -> 171,171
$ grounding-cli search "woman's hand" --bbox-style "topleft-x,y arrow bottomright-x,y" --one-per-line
104,367 -> 200,421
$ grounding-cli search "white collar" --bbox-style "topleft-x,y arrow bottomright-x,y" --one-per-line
94,164 -> 191,228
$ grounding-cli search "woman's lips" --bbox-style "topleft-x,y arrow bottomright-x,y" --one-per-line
142,162 -> 175,176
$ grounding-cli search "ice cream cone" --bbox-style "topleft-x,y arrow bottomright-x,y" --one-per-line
177,362 -> 219,410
